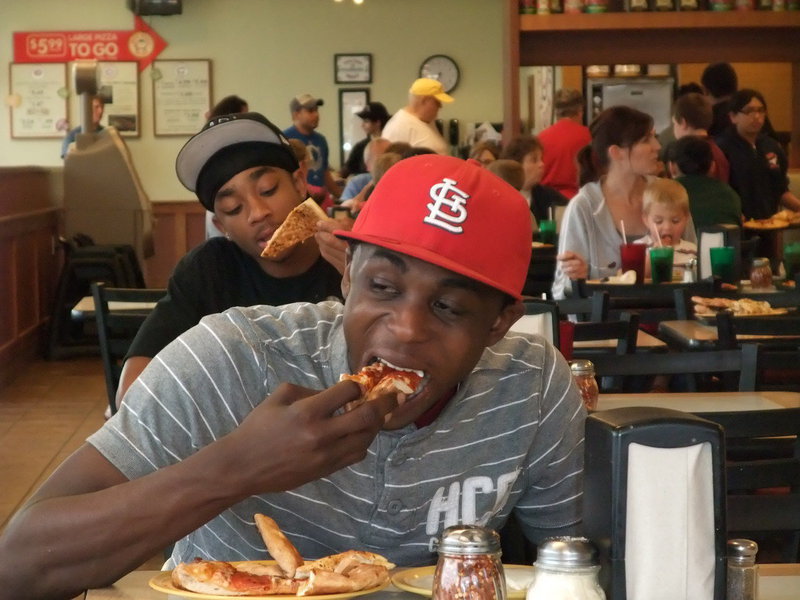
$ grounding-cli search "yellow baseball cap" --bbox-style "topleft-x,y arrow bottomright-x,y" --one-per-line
409,78 -> 454,103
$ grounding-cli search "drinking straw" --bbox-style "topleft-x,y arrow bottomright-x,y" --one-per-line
654,227 -> 663,248
549,205 -> 554,221
621,220 -> 627,245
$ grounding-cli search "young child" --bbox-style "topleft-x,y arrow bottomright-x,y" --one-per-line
636,178 -> 697,280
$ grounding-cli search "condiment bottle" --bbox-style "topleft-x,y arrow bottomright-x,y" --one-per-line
727,539 -> 758,600
432,525 -> 506,600
526,537 -> 605,600
749,257 -> 773,290
570,360 -> 599,411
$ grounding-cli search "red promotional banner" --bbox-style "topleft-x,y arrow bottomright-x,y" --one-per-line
13,16 -> 167,71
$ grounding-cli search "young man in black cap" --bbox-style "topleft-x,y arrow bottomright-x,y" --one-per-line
341,101 -> 391,178
0,153 -> 584,600
115,112 -> 344,409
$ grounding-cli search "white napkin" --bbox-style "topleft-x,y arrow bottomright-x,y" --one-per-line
625,442 -> 716,600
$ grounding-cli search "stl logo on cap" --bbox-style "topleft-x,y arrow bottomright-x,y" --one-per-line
424,178 -> 469,234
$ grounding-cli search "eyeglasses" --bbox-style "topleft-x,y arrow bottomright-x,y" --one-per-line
739,107 -> 767,116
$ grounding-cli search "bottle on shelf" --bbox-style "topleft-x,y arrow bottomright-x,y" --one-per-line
519,0 -> 537,14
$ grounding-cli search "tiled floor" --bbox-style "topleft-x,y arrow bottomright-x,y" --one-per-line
0,356 -> 162,570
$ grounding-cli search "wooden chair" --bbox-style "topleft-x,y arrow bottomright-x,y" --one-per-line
589,343 -> 759,393
575,279 -> 720,325
555,290 -> 609,323
713,311 -> 800,391
92,282 -> 166,415
693,407 -> 800,562
522,244 -> 557,298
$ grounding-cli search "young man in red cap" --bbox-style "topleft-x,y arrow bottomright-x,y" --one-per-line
0,154 -> 584,600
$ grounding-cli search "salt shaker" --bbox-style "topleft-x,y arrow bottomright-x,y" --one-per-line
570,360 -> 599,411
526,537 -> 605,600
432,525 -> 506,600
749,257 -> 773,290
727,538 -> 758,600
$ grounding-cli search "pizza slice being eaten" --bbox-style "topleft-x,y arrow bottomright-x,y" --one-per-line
339,359 -> 425,411
261,198 -> 331,259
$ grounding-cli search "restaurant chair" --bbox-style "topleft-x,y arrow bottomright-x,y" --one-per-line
555,290 -> 610,322
92,281 -> 166,415
693,407 -> 800,562
696,223 -> 742,280
714,311 -> 800,391
512,299 -> 560,348
589,343 -> 759,393
522,244 -> 557,298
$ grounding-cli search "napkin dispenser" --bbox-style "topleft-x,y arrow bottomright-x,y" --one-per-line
583,407 -> 726,600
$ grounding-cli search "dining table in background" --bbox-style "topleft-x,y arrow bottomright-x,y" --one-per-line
658,318 -> 800,351
597,390 -> 800,413
71,295 -> 159,321
82,564 -> 800,600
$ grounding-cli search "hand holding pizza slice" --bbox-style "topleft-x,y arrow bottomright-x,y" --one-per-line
339,359 -> 426,413
261,198 -> 331,259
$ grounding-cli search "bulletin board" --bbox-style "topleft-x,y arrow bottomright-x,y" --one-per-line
98,61 -> 140,137
152,59 -> 212,136
9,62 -> 68,138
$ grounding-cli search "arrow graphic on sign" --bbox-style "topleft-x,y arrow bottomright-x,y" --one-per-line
13,17 -> 167,72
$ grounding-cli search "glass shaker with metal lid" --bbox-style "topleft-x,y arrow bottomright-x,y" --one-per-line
432,525 -> 506,600
570,360 -> 599,411
727,538 -> 758,600
526,537 -> 605,600
749,257 -> 773,290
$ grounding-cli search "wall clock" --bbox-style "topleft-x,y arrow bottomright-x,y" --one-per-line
419,54 -> 460,94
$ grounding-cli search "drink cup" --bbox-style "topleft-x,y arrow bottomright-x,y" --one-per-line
538,220 -> 556,245
620,243 -> 647,283
710,246 -> 737,285
649,246 -> 674,284
784,242 -> 800,284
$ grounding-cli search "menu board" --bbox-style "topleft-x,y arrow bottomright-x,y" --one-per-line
152,59 -> 211,136
98,61 -> 139,137
9,62 -> 68,138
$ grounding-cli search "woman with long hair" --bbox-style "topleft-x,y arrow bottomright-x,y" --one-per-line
552,105 -> 696,298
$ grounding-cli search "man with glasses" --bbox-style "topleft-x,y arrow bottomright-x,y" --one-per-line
381,78 -> 453,155
716,88 -> 800,220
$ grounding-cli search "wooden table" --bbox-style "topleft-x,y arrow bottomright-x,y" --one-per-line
658,319 -> 800,350
597,391 -> 800,413
83,564 -> 800,599
573,329 -> 665,351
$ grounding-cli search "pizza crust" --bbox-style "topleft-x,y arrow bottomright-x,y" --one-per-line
255,514 -> 304,578
261,198 -> 330,259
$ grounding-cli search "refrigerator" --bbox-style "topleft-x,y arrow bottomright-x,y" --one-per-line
586,77 -> 676,134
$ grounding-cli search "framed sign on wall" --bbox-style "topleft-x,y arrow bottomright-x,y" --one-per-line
334,54 -> 372,84
9,62 -> 68,138
98,61 -> 140,137
338,88 -> 369,167
152,59 -> 211,136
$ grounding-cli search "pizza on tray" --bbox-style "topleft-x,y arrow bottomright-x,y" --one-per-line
261,198 -> 331,259
170,514 -> 394,597
691,296 -> 783,317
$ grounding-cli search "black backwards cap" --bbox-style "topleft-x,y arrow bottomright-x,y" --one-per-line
175,112 -> 300,211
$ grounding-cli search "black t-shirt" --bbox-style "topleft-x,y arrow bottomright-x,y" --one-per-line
127,238 -> 343,358
716,130 -> 788,220
342,136 -> 369,178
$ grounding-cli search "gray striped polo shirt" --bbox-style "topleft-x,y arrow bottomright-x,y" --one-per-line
89,300 -> 585,568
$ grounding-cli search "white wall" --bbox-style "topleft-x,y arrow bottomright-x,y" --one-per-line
1,0 -> 505,202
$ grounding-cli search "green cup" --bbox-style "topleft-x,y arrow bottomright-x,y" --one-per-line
710,246 -> 737,285
649,246 -> 674,284
784,242 -> 800,284
538,220 -> 556,245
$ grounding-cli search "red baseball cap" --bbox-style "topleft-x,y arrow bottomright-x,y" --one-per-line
335,155 -> 532,300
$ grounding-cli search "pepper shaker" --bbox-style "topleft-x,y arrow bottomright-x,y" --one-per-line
727,539 -> 758,600
432,525 -> 506,600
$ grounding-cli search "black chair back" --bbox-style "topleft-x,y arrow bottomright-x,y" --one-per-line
92,282 -> 166,415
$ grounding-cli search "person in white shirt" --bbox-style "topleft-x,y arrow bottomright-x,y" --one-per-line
381,78 -> 453,155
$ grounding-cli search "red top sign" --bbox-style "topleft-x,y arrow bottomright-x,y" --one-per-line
13,17 -> 167,71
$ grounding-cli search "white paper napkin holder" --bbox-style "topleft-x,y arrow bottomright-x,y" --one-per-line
583,407 -> 726,600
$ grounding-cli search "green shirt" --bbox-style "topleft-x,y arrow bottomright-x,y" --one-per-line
676,174 -> 742,233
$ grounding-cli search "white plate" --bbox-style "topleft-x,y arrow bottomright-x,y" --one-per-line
392,564 -> 535,599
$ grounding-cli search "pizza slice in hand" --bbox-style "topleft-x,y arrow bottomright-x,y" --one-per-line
339,359 -> 425,411
261,198 -> 331,259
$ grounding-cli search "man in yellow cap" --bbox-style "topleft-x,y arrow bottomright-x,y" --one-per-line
381,78 -> 453,155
